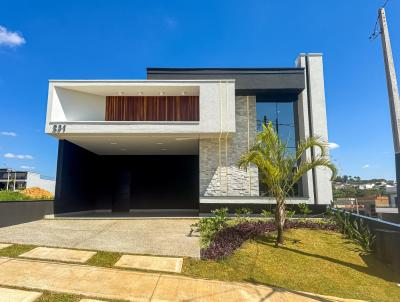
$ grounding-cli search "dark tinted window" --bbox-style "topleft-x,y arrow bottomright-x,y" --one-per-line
256,98 -> 296,149
256,96 -> 300,196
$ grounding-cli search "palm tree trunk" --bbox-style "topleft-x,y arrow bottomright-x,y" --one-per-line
275,199 -> 286,245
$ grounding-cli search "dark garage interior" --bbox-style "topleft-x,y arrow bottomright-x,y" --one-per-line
54,140 -> 199,214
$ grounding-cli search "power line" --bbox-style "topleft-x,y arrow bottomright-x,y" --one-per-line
369,0 -> 390,40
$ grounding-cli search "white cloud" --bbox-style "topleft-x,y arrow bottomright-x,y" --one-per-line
0,25 -> 25,47
1,131 -> 16,137
4,153 -> 33,160
20,165 -> 35,170
328,142 -> 340,150
362,164 -> 370,169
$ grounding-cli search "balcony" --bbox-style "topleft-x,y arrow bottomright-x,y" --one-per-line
45,80 -> 235,137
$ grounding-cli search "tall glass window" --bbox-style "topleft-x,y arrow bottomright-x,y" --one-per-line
256,96 -> 300,196
256,98 -> 296,150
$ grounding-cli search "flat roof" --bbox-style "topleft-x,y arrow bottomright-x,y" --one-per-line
48,79 -> 235,83
147,67 -> 303,73
147,67 -> 305,95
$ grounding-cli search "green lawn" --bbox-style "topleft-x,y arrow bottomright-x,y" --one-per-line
86,251 -> 123,268
183,229 -> 400,302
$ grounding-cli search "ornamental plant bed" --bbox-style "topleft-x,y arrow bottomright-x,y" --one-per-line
201,220 -> 338,260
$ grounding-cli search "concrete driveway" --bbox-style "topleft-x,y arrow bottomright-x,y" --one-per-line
0,219 -> 200,258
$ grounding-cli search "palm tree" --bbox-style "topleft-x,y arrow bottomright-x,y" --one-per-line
238,122 -> 337,245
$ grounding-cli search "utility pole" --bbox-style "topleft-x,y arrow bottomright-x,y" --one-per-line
6,169 -> 10,191
378,8 -> 400,213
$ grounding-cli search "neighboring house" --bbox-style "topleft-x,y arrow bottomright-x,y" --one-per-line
333,198 -> 360,211
45,53 -> 333,215
358,183 -> 375,190
385,184 -> 397,206
0,169 -> 56,194
332,182 -> 346,189
356,195 -> 394,217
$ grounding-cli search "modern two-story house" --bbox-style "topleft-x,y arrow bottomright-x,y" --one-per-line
45,53 -> 333,215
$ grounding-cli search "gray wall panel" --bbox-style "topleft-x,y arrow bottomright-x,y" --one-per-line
0,201 -> 53,227
147,68 -> 305,93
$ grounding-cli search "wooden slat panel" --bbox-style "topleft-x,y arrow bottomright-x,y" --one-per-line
105,96 -> 199,121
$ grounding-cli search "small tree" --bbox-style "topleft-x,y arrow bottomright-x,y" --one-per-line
238,122 -> 336,245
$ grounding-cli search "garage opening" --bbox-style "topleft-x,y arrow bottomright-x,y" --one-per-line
54,140 -> 199,215
102,155 -> 199,211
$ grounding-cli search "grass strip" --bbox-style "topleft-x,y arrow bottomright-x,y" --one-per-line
0,244 -> 35,257
86,251 -> 122,268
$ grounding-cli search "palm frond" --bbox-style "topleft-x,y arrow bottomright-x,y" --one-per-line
238,121 -> 336,202
295,136 -> 328,161
291,157 -> 337,188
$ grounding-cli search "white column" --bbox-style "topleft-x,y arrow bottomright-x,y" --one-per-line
295,54 -> 315,203
305,54 -> 333,204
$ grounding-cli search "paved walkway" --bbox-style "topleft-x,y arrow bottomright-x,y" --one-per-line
0,219 -> 199,257
0,257 -> 364,302
115,254 -> 183,273
0,243 -> 11,250
20,247 -> 96,263
0,287 -> 42,302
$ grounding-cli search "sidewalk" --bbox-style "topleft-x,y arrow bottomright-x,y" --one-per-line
0,257 -> 364,302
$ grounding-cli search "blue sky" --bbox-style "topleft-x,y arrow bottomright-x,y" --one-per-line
0,0 -> 399,180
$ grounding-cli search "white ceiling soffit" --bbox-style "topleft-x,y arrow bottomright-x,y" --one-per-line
66,136 -> 199,155
57,85 -> 200,97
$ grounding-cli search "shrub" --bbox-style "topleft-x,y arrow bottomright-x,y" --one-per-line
189,208 -> 229,248
235,207 -> 253,221
286,210 -> 296,218
350,218 -> 376,253
261,209 -> 272,219
331,209 -> 375,252
333,210 -> 353,235
298,203 -> 312,216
